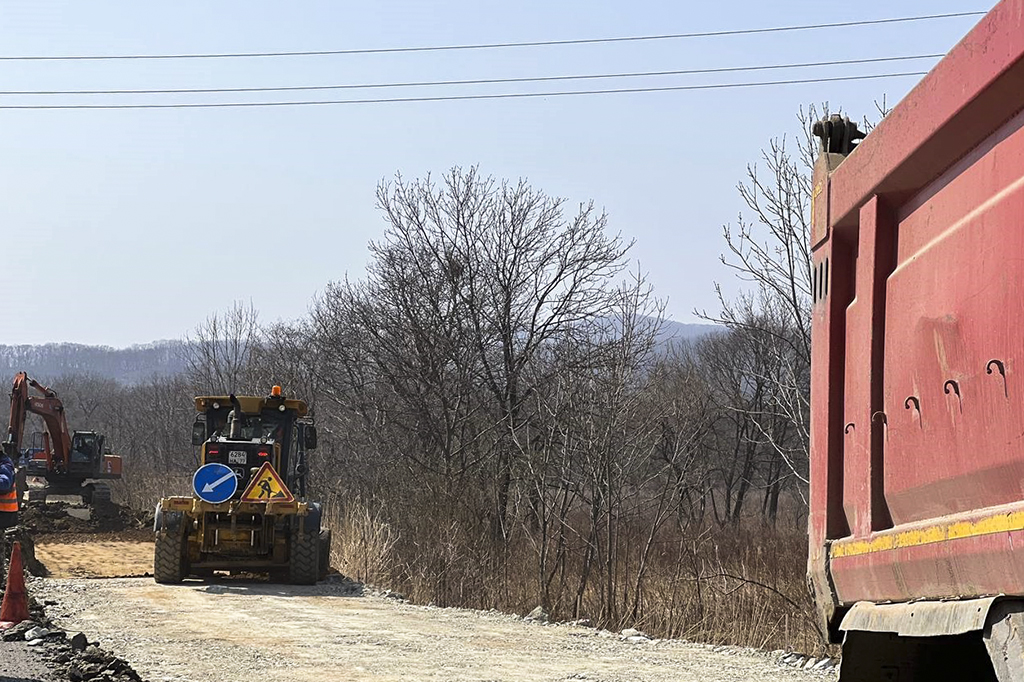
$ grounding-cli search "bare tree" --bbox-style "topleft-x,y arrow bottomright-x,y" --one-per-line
181,301 -> 261,394
703,104 -> 890,501
698,106 -> 831,499
373,166 -> 633,540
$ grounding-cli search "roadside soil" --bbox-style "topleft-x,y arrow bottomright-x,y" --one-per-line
33,538 -> 154,579
18,497 -> 155,579
32,576 -> 835,682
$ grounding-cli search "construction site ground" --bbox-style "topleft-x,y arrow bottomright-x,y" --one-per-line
7,498 -> 837,681
30,576 -> 833,682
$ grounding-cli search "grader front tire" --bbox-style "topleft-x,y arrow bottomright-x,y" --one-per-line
154,528 -> 188,584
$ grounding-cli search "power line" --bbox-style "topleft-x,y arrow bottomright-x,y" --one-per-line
0,12 -> 984,61
0,54 -> 943,96
0,71 -> 929,110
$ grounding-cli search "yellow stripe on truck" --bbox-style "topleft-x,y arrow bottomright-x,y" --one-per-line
830,510 -> 1024,558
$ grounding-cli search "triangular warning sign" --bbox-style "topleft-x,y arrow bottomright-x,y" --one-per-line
240,462 -> 294,503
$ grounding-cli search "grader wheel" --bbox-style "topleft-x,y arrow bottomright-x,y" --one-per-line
288,526 -> 320,585
154,526 -> 188,584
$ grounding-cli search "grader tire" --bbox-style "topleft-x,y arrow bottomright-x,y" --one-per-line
289,528 -> 320,585
154,528 -> 188,584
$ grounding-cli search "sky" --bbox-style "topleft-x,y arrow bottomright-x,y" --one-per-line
0,1 -> 992,347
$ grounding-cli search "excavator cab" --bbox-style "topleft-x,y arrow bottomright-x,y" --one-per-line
70,432 -> 102,465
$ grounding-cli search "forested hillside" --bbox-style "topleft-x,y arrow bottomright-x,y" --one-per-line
0,341 -> 187,384
0,321 -> 712,384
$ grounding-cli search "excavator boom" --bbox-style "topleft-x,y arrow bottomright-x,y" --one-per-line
4,372 -> 121,505
6,372 -> 72,469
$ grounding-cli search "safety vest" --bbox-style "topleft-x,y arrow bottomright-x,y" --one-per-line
0,488 -> 16,513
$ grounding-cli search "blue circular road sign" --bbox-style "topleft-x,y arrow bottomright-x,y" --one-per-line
192,462 -> 238,504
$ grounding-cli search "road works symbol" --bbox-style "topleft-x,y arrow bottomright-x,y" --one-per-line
192,462 -> 238,504
240,462 -> 294,503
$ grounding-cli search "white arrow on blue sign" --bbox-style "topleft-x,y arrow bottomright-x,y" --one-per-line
192,462 -> 238,504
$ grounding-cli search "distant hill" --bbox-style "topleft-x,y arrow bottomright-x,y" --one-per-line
658,320 -> 719,344
0,321 -> 717,385
0,341 -> 188,385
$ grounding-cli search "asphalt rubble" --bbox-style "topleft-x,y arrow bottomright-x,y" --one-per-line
1,595 -> 145,682
1,498 -> 152,681
20,500 -> 154,538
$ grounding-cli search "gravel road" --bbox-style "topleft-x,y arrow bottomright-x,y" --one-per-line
0,638 -> 59,682
29,577 -> 835,682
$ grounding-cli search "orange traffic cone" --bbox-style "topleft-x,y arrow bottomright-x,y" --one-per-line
0,541 -> 30,629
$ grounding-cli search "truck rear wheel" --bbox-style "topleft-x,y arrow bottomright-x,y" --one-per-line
289,526 -> 320,585
154,527 -> 188,584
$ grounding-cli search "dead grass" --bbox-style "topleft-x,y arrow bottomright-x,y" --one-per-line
324,499 -> 398,586
320,497 -> 826,655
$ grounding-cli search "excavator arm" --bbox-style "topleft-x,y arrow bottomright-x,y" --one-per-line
5,372 -> 73,472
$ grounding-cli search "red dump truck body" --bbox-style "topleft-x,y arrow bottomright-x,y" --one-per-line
808,1 -> 1024,677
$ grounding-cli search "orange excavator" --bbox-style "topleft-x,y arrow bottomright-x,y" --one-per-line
2,372 -> 122,508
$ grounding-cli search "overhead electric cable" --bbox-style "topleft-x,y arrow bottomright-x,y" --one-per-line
0,71 -> 929,109
0,12 -> 984,61
0,53 -> 944,96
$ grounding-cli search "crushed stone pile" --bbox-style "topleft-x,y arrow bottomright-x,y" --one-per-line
2,605 -> 145,682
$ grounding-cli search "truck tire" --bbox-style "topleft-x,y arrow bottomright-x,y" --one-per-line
154,527 -> 188,584
318,528 -> 332,581
289,526 -> 320,585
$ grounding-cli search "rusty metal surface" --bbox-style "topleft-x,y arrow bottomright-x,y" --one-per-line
882,106 -> 1024,525
840,597 -> 997,637
809,0 -> 1024,629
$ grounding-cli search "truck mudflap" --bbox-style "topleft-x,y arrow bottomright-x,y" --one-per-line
840,597 -> 998,637
839,597 -> 1024,682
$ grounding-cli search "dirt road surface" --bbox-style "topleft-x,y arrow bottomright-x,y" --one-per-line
34,538 -> 154,578
31,577 -> 834,682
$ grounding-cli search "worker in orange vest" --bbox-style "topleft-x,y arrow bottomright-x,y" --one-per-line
0,448 -> 17,584
0,450 -> 15,524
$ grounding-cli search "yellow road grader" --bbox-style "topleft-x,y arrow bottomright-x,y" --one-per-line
154,387 -> 330,584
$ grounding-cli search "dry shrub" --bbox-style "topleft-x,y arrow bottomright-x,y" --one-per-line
112,470 -> 191,511
345,501 -> 827,655
323,498 -> 398,587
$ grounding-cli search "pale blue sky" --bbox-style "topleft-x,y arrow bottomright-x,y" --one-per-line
0,1 -> 989,346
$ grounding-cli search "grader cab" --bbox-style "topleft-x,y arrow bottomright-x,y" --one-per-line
153,387 -> 330,584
